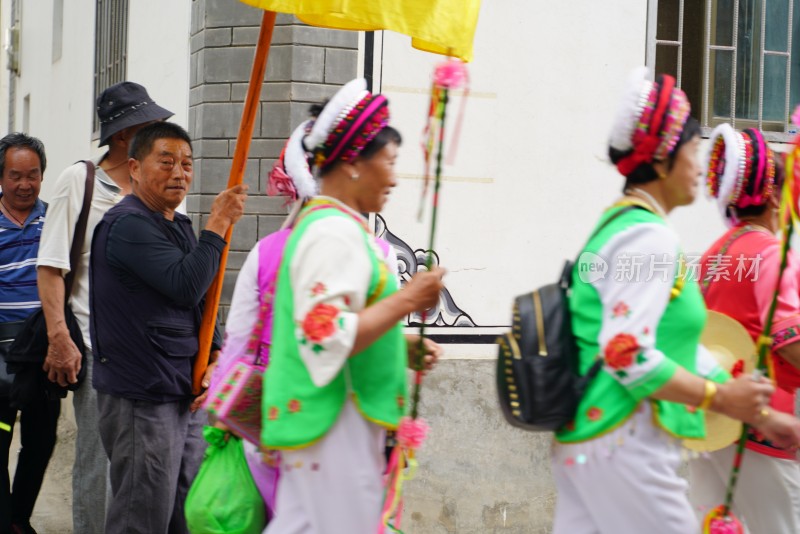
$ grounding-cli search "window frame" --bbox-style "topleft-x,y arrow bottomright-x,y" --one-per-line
92,0 -> 129,140
647,0 -> 798,143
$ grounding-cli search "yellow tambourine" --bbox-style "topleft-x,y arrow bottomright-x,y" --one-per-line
684,311 -> 757,453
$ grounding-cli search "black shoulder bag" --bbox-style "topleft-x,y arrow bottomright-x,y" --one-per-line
6,161 -> 96,405
496,205 -> 637,431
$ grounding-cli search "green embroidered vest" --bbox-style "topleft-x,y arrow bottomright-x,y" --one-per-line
557,206 -> 727,443
261,206 -> 408,449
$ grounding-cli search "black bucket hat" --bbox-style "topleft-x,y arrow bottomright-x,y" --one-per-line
97,81 -> 173,146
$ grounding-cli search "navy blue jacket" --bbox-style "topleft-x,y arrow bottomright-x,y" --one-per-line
90,195 -> 224,402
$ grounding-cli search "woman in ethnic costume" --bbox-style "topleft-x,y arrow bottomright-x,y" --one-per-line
550,67 -> 800,534
689,124 -> 800,532
224,79 -> 443,533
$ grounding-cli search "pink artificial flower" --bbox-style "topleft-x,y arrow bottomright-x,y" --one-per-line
396,416 -> 429,449
267,159 -> 298,202
705,505 -> 745,534
708,517 -> 744,534
792,105 -> 800,128
434,58 -> 469,89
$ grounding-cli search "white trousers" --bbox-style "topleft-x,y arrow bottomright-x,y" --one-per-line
264,400 -> 386,534
689,445 -> 800,533
552,404 -> 699,534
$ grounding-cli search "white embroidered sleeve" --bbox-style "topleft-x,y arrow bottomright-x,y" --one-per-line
290,217 -> 372,387
593,223 -> 680,400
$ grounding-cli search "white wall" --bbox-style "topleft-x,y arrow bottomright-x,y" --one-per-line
0,0 -> 11,130
375,0 -> 730,356
8,0 -> 190,201
11,0 -> 94,200
127,0 -> 190,138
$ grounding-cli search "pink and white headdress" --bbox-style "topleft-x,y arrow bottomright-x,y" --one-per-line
706,124 -> 744,225
608,67 -> 691,177
706,124 -> 777,227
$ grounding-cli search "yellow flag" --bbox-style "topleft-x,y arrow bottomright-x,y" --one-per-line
239,0 -> 481,61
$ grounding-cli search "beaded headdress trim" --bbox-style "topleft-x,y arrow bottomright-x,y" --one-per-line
319,94 -> 389,168
301,78 -> 390,170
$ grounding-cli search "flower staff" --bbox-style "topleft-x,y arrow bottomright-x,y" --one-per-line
412,58 -> 469,416
378,58 -> 469,534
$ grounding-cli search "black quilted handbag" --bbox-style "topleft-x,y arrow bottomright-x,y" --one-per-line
497,206 -> 636,432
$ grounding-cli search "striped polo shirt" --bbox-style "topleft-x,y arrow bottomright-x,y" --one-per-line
0,195 -> 46,323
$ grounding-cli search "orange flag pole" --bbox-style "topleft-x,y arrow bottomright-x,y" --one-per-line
193,10 -> 277,394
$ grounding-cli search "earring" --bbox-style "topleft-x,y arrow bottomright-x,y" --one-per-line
351,173 -> 360,181
658,173 -> 667,180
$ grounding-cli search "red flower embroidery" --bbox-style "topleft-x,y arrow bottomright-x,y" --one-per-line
397,395 -> 405,409
587,407 -> 603,421
604,333 -> 640,370
311,282 -> 327,296
288,399 -> 302,413
302,303 -> 340,342
686,405 -> 698,414
564,420 -> 576,432
268,406 -> 279,420
612,301 -> 631,318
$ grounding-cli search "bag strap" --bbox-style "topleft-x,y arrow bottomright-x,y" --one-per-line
246,284 -> 274,366
64,161 -> 95,297
560,204 -> 640,289
588,203 -> 642,243
700,224 -> 760,295
246,231 -> 292,365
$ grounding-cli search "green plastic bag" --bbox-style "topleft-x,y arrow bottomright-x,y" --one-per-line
186,426 -> 266,534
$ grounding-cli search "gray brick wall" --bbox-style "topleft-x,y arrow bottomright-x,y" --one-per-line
188,0 -> 358,321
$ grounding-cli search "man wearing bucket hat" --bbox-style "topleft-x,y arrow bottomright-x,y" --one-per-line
36,81 -> 173,534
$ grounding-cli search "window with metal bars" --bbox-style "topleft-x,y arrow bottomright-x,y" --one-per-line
649,0 -> 800,141
92,0 -> 129,137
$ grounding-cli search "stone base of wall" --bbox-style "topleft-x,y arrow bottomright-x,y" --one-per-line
405,359 -> 556,534
30,359 -> 557,533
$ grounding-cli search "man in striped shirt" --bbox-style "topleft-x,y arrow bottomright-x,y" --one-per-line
0,133 -> 56,534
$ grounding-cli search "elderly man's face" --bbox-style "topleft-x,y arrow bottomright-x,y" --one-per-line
0,147 -> 43,213
131,137 -> 193,215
